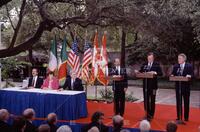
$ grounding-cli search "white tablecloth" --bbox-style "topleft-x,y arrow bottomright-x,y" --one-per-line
1,87 -> 85,95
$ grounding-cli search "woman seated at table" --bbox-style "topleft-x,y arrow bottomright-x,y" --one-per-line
42,71 -> 59,90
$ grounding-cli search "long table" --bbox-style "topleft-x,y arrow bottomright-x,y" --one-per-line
0,87 -> 88,120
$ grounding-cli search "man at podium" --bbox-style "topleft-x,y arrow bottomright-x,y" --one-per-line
171,53 -> 193,121
110,58 -> 128,117
139,52 -> 163,121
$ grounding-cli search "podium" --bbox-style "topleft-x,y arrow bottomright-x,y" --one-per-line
135,72 -> 155,119
169,76 -> 191,125
135,72 -> 155,79
107,75 -> 124,81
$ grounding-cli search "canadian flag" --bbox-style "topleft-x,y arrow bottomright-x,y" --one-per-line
97,31 -> 109,86
89,31 -> 100,84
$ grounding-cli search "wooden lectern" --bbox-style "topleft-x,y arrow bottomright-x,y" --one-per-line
135,72 -> 155,79
107,75 -> 124,81
169,76 -> 191,125
169,76 -> 191,82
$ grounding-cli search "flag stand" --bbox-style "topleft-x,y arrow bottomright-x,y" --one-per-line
95,83 -> 97,100
105,85 -> 107,102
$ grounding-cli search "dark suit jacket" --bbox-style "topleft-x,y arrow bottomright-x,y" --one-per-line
109,67 -> 128,92
24,120 -> 37,132
140,61 -> 163,90
28,76 -> 43,88
0,120 -> 12,132
81,122 -> 109,132
63,76 -> 84,91
172,63 -> 193,89
47,123 -> 58,132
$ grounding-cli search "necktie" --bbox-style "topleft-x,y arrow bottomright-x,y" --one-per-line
180,64 -> 184,75
71,79 -> 74,90
32,77 -> 35,87
116,67 -> 119,75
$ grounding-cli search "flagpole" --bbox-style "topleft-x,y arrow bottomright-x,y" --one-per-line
85,82 -> 88,98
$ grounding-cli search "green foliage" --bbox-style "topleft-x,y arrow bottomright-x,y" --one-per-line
0,57 -> 31,87
99,88 -> 138,102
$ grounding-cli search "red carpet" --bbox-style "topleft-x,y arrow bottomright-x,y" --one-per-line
74,102 -> 200,132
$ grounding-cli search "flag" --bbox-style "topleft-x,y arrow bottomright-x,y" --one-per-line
97,32 -> 109,85
58,36 -> 68,86
82,41 -> 92,83
90,31 -> 100,84
68,39 -> 81,78
48,36 -> 58,72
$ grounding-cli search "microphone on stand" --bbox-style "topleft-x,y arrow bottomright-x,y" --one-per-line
177,68 -> 181,76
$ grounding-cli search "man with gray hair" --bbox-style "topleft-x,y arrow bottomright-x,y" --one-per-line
171,53 -> 193,122
56,125 -> 72,132
62,70 -> 84,91
0,109 -> 12,132
139,120 -> 151,132
112,115 -> 124,132
38,124 -> 50,132
88,126 -> 100,132
46,113 -> 58,132
23,108 -> 37,132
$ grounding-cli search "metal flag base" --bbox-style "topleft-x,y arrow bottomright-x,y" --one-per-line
176,120 -> 186,125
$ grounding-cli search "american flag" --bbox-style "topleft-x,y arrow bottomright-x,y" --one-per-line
68,40 -> 81,78
82,42 -> 92,82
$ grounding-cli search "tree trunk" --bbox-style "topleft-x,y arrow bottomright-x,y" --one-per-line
28,49 -> 33,77
120,27 -> 126,67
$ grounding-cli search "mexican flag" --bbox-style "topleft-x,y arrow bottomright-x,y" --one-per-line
48,36 -> 58,72
58,36 -> 68,86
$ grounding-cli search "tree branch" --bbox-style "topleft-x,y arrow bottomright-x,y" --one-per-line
0,19 -> 56,58
8,0 -> 26,49
5,5 -> 15,30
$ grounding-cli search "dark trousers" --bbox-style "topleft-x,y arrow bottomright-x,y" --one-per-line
143,87 -> 156,119
175,86 -> 190,120
114,91 -> 125,116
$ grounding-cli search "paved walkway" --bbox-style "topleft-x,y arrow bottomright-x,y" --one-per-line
86,85 -> 200,108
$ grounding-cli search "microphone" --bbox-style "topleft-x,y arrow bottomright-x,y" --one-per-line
177,68 -> 181,76
144,65 -> 150,72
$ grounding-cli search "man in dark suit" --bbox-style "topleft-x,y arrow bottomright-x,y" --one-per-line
110,58 -> 128,117
62,70 -> 84,91
28,68 -> 43,88
0,109 -> 12,132
171,53 -> 193,121
138,52 -> 163,121
46,113 -> 58,132
81,111 -> 109,132
23,108 -> 37,132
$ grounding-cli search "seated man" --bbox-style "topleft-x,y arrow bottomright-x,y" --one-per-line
112,115 -> 124,132
139,120 -> 151,132
23,108 -> 37,132
57,125 -> 72,132
28,68 -> 43,88
62,70 -> 84,91
166,121 -> 177,132
0,109 -> 12,132
38,124 -> 50,132
81,111 -> 109,132
12,116 -> 26,132
46,113 -> 58,132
